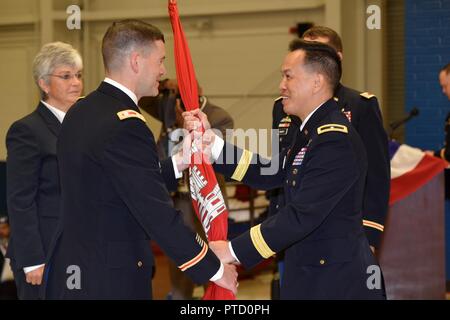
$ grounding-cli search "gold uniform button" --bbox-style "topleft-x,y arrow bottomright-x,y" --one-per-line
319,259 -> 325,265
286,180 -> 289,184
292,168 -> 298,175
137,261 -> 143,267
292,180 -> 296,187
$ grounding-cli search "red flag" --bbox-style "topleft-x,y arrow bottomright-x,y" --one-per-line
168,0 -> 235,300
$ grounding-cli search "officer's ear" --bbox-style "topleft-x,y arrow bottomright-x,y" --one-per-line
129,51 -> 140,74
337,51 -> 343,61
312,73 -> 325,94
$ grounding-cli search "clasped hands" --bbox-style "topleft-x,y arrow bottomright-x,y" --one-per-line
172,109 -> 218,172
178,109 -> 242,292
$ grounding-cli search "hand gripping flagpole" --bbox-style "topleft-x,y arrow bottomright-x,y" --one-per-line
168,0 -> 235,300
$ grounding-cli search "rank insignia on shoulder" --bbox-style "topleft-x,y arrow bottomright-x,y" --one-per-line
360,92 -> 376,99
117,110 -> 146,123
317,124 -> 348,135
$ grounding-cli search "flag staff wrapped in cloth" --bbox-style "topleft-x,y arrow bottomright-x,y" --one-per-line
168,0 -> 235,300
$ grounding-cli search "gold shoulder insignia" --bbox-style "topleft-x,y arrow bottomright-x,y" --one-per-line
317,124 -> 348,135
250,224 -> 275,259
274,96 -> 283,102
360,92 -> 376,99
281,116 -> 291,123
117,109 -> 146,123
231,149 -> 253,181
77,96 -> 85,101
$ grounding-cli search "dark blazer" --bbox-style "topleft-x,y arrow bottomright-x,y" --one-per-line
6,103 -> 61,270
434,111 -> 450,161
45,82 -> 220,299
215,99 -> 385,299
335,84 -> 390,248
270,84 -> 390,249
5,103 -> 62,299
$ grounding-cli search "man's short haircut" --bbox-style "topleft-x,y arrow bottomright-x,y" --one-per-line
302,26 -> 343,53
289,39 -> 342,92
440,63 -> 450,75
102,19 -> 165,72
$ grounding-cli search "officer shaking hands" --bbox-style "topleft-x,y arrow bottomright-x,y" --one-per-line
183,40 -> 385,299
270,26 -> 390,253
44,19 -> 237,299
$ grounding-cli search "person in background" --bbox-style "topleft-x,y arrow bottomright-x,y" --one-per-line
430,63 -> 450,161
5,42 -> 83,299
0,215 -> 17,299
439,63 -> 450,100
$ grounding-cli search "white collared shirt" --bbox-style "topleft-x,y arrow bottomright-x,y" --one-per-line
299,101 -> 327,132
103,77 -> 138,106
41,100 -> 66,123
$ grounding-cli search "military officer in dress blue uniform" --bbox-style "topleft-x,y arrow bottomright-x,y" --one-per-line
269,26 -> 390,251
44,19 -> 237,300
184,40 -> 385,299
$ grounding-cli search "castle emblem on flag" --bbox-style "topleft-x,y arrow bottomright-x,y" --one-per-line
190,166 -> 227,235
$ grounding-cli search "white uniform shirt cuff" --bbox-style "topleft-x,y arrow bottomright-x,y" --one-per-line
211,135 -> 225,162
171,156 -> 183,179
24,263 -> 45,274
229,242 -> 240,264
209,262 -> 224,282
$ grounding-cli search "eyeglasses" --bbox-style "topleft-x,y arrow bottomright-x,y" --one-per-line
47,72 -> 82,81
